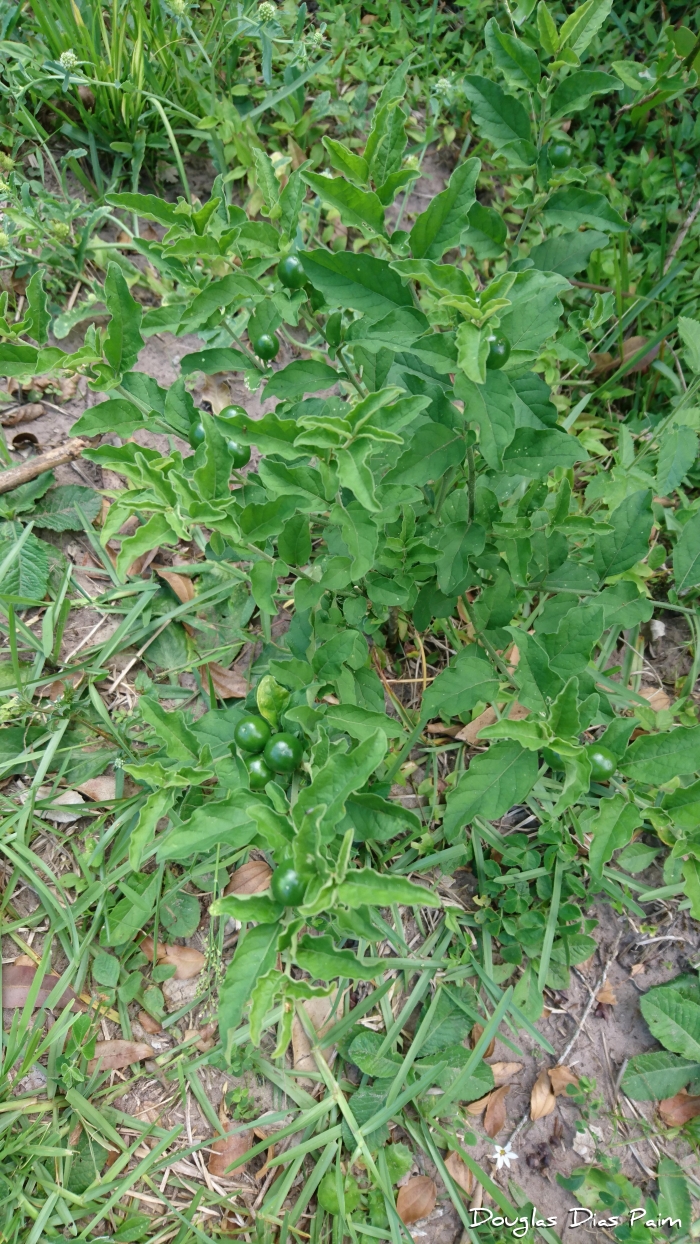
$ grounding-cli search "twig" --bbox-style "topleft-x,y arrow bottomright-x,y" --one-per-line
0,438 -> 90,495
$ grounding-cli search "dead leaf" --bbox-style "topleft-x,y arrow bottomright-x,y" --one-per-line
201,375 -> 232,415
1,402 -> 44,427
596,983 -> 617,1006
591,335 -> 659,377
224,860 -> 272,896
639,685 -> 671,711
484,1084 -> 510,1137
530,1069 -> 556,1120
292,992 -> 342,1086
205,662 -> 248,699
1,965 -> 87,1011
139,936 -> 205,980
138,1010 -> 163,1035
26,786 -> 87,824
658,1091 -> 700,1126
456,702 -> 529,745
185,1025 -> 217,1052
470,1023 -> 495,1058
208,1128 -> 252,1177
490,1061 -> 523,1086
630,963 -> 646,977
155,568 -> 195,604
444,1151 -> 474,1195
78,775 -> 116,802
88,1040 -> 152,1072
13,954 -> 35,966
397,1176 -> 436,1224
360,12 -> 377,22
465,1093 -> 492,1115
548,1065 -> 579,1096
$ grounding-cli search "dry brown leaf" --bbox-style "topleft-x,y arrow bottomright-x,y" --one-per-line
205,662 -> 248,699
1,402 -> 44,427
155,568 -> 195,604
292,993 -> 342,1085
548,1065 -> 579,1096
530,1069 -> 556,1120
224,860 -> 272,896
658,1091 -> 700,1126
88,1040 -> 152,1072
13,954 -> 35,967
591,335 -> 659,377
2,965 -> 86,1011
484,1084 -> 510,1137
470,1023 -> 496,1058
465,1092 -> 492,1115
456,702 -> 529,745
444,1151 -> 474,1195
596,983 -> 617,1006
208,1128 -> 252,1177
201,375 -> 232,415
360,11 -> 377,22
185,1025 -> 217,1052
630,963 -> 646,977
490,1061 -> 523,1086
138,1010 -> 163,1035
28,786 -> 87,824
639,685 -> 671,711
78,775 -> 117,802
397,1176 -> 436,1224
139,937 -> 205,980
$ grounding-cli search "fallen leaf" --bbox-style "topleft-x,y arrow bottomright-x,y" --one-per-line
456,701 -> 529,745
1,402 -> 44,427
139,937 -> 205,980
2,965 -> 86,1011
470,1023 -> 495,1058
155,568 -> 195,604
185,1024 -> 217,1052
658,1091 -> 700,1126
591,335 -> 659,376
397,1176 -> 436,1224
201,375 -> 232,415
138,1010 -> 163,1035
224,860 -> 272,896
292,992 -> 342,1086
484,1084 -> 510,1137
548,1065 -> 579,1096
360,11 -> 376,22
445,1151 -> 474,1195
205,662 -> 248,699
639,685 -> 671,711
465,1093 -> 492,1115
208,1128 -> 252,1177
490,1061 -> 523,1086
596,983 -> 617,1006
78,775 -> 116,802
630,963 -> 646,977
572,1125 -> 603,1159
26,786 -> 87,824
530,1069 -> 556,1120
88,1040 -> 152,1072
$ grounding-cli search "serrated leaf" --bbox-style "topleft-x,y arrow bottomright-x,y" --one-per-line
673,511 -> 700,592
31,486 -> 102,532
622,1052 -> 700,1101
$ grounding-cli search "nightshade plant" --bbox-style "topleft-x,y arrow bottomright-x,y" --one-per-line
1,0 -> 700,1132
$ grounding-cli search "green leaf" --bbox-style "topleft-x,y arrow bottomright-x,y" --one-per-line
92,952 -> 120,989
257,674 -> 290,730
278,514 -> 311,566
616,841 -> 659,873
640,986 -> 700,1061
178,274 -> 264,334
331,501 -> 378,578
502,427 -> 587,476
322,136 -> 369,185
364,95 -> 408,188
213,893 -> 283,923
497,270 -> 570,362
656,426 -> 698,495
620,726 -> 700,784
180,347 -> 252,376
456,320 -> 489,385
673,511 -> 700,592
588,793 -> 640,879
658,1158 -> 691,1230
116,514 -> 178,579
443,742 -> 539,839
485,18 -> 541,88
336,868 -> 441,909
662,779 -> 700,832
25,270 -> 50,346
622,1052 -> 700,1102
294,730 -> 387,839
250,560 -> 279,616
295,934 -> 380,981
160,887 -> 201,938
70,397 -> 148,437
102,263 -> 144,378
462,77 -> 534,161
347,1030 -> 402,1077
300,250 -> 413,319
264,360 -> 339,400
302,172 -> 386,234
323,704 -> 403,742
128,789 -> 175,870
336,440 -> 379,512
409,159 -> 480,260
219,923 -> 280,1056
421,646 -> 499,721
559,0 -> 613,55
462,202 -> 508,260
529,230 -> 609,278
31,485 -> 102,532
139,697 -> 200,760
542,188 -> 626,233
598,582 -> 653,630
593,489 -> 653,579
339,793 -> 421,843
0,526 -> 49,599
455,370 -> 515,470
384,424 -> 465,486
105,192 -> 182,227
252,147 -> 280,213
550,71 -> 621,119
537,2 -> 559,54
678,317 -> 700,373
157,794 -> 259,860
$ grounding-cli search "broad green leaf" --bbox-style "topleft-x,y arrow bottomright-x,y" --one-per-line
462,76 -> 534,162
559,0 -> 613,55
295,934 -> 380,981
129,789 -> 176,870
116,513 -> 178,579
278,513 -> 311,566
443,742 -> 539,839
105,191 -> 182,227
598,581 -> 653,630
485,18 -> 540,88
323,704 -> 402,742
616,841 -> 659,872
550,71 -> 621,119
180,347 -> 252,376
336,440 -> 379,512
139,697 -> 199,760
348,1031 -> 402,1077
622,1051 -> 700,1102
409,158 -> 480,260
302,172 -> 386,234
656,426 -> 698,495
658,1158 -> 692,1230
178,274 -> 264,334
294,729 -> 387,839
336,868 -> 441,909
678,317 -> 700,373
542,188 -> 626,233
252,147 -> 280,212
529,230 -> 609,278
102,263 -> 144,378
662,779 -> 700,832
213,893 -> 283,923
338,792 -> 421,842
331,501 -> 378,577
621,727 -> 700,784
421,645 -> 499,721
345,307 -> 427,352
462,202 -> 508,259
502,427 -> 587,476
673,511 -> 700,592
265,360 -> 339,399
456,320 -> 489,384
593,489 -> 653,579
256,674 -> 290,729
250,560 -> 279,616
25,270 -> 50,345
455,370 -> 515,470
30,485 -> 101,532
219,923 -> 280,1056
537,2 -> 559,54
322,136 -> 369,184
383,424 -> 465,486
640,986 -> 700,1061
300,250 -> 413,318
0,525 -> 49,599
588,793 -> 640,878
279,170 -> 306,239
497,270 -> 570,361
365,100 -> 408,188
192,412 -> 235,503
70,397 -> 148,437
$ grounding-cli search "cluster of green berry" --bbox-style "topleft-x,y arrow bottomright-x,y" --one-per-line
233,715 -> 307,905
246,256 -> 309,362
188,403 -> 252,466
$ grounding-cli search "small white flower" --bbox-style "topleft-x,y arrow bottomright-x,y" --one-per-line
258,1 -> 276,22
59,49 -> 79,71
490,1142 -> 518,1170
170,0 -> 187,15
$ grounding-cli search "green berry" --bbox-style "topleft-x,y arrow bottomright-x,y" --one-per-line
219,403 -> 247,420
263,732 -> 304,774
189,421 -> 205,447
227,438 -> 251,468
251,333 -> 279,361
585,744 -> 617,782
234,715 -> 271,754
271,865 -> 306,906
277,255 -> 306,289
247,756 -> 274,789
549,140 -> 573,169
486,333 -> 511,370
